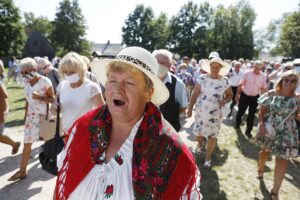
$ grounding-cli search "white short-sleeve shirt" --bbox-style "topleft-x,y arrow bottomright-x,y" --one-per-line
57,79 -> 101,131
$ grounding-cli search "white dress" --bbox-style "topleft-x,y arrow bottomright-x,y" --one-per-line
194,74 -> 229,138
23,76 -> 52,143
56,79 -> 101,131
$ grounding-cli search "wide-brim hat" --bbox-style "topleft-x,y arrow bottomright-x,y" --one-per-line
201,57 -> 230,76
91,46 -> 169,106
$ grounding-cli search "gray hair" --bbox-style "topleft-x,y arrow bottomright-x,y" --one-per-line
152,49 -> 172,63
19,57 -> 37,71
254,60 -> 263,68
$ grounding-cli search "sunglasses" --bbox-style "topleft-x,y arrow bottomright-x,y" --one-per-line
283,78 -> 297,84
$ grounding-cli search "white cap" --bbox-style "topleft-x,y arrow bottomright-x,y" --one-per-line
209,52 -> 220,59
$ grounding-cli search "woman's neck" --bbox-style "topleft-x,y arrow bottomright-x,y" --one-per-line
209,73 -> 219,79
70,80 -> 83,88
29,75 -> 40,86
278,89 -> 294,97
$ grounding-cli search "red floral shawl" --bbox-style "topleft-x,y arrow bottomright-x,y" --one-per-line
55,102 -> 199,200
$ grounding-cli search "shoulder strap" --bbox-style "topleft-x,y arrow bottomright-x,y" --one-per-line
52,70 -> 59,85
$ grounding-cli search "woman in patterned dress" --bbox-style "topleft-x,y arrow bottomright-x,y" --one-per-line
54,47 -> 202,200
187,58 -> 232,168
8,58 -> 54,181
257,70 -> 300,200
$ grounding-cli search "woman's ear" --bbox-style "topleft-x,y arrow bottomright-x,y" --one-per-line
147,88 -> 154,102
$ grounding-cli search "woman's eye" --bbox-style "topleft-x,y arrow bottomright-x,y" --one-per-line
126,81 -> 135,85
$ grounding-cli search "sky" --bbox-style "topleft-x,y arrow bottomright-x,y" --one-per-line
14,0 -> 299,43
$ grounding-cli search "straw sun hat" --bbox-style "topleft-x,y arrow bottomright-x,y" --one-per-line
91,46 -> 169,106
201,57 -> 230,76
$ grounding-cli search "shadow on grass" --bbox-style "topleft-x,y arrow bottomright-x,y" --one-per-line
6,86 -> 23,90
5,119 -> 24,127
285,159 -> 300,188
8,107 -> 25,112
234,127 -> 260,160
14,97 -> 26,103
258,179 -> 271,200
194,145 -> 228,200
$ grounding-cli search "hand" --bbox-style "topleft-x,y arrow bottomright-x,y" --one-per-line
187,109 -> 192,118
32,92 -> 43,101
258,123 -> 266,137
219,99 -> 226,107
235,95 -> 240,103
295,112 -> 300,121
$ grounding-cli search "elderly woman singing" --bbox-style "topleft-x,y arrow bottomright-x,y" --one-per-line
54,47 -> 202,200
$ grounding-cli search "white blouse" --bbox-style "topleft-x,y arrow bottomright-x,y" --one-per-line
57,117 -> 202,200
56,79 -> 101,131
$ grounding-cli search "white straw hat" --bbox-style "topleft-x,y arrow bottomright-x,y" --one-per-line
91,46 -> 169,106
201,57 -> 230,76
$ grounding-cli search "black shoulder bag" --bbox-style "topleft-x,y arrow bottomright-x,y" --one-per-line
39,96 -> 64,175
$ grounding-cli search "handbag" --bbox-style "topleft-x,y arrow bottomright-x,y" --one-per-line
39,104 -> 62,141
258,109 -> 296,139
221,102 -> 231,117
39,96 -> 64,175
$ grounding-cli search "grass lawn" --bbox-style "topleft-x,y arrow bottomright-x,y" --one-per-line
5,80 -> 26,128
193,119 -> 300,200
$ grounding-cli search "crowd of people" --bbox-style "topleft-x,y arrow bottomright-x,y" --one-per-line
0,47 -> 299,200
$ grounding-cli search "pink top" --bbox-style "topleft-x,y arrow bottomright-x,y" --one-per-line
239,69 -> 267,96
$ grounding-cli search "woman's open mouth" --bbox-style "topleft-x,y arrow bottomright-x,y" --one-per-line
113,99 -> 126,106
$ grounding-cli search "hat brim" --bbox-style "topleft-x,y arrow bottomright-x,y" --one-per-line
91,59 -> 170,106
294,66 -> 300,73
201,60 -> 230,76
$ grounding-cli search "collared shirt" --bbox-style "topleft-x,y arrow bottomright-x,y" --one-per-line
239,69 -> 267,96
162,72 -> 188,108
228,69 -> 244,87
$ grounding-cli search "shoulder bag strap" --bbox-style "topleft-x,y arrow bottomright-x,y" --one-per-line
55,96 -> 60,138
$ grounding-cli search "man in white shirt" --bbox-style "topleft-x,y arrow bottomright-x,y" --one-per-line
227,61 -> 244,118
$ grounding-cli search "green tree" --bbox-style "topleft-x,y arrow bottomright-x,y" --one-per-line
151,13 -> 169,50
193,2 -> 214,59
51,0 -> 90,56
122,5 -> 156,51
24,12 -> 52,39
168,1 -> 200,58
207,0 -> 255,59
237,0 -> 256,59
279,11 -> 300,57
0,0 -> 26,57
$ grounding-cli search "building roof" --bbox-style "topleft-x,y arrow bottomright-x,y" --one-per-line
92,41 -> 125,57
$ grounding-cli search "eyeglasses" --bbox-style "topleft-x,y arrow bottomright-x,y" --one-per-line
283,78 -> 297,84
43,64 -> 50,70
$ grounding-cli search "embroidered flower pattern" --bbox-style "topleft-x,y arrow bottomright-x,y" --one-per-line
114,153 -> 123,165
104,185 -> 114,198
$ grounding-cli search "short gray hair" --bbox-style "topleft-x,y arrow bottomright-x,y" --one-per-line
152,49 -> 172,62
19,57 -> 37,71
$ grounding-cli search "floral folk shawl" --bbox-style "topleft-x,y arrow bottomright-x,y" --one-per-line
55,102 -> 199,200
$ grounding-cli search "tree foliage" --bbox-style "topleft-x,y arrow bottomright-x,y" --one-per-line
279,11 -> 300,57
122,5 -> 156,51
23,12 -> 53,39
50,0 -> 90,56
0,0 -> 26,57
168,1 -> 201,58
122,0 -> 256,59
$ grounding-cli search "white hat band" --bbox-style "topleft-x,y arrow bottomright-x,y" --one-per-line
117,55 -> 155,75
